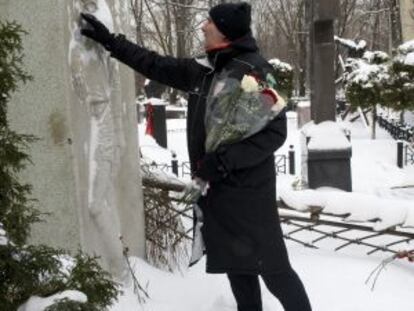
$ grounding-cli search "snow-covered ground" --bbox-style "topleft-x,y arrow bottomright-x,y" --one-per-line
122,112 -> 414,311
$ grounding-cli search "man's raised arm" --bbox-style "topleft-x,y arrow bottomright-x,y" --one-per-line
80,13 -> 202,92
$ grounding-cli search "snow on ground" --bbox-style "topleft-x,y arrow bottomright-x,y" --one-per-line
113,252 -> 414,311
124,112 -> 414,311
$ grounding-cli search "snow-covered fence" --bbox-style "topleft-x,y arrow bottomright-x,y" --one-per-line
142,154 -> 290,179
406,143 -> 414,166
279,208 -> 414,256
140,165 -> 191,272
141,161 -> 192,179
278,189 -> 414,257
140,173 -> 414,260
377,114 -> 414,167
275,155 -> 288,175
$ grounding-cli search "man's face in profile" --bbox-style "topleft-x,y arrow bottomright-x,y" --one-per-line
201,17 -> 228,51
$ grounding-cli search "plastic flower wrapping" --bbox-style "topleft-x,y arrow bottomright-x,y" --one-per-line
205,72 -> 286,153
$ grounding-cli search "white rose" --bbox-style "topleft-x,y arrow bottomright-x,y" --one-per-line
241,75 -> 259,93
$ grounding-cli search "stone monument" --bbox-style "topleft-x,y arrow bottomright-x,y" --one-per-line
0,0 -> 145,279
308,0 -> 338,123
304,0 -> 353,192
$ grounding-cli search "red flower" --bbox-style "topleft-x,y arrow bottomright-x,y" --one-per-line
261,88 -> 278,104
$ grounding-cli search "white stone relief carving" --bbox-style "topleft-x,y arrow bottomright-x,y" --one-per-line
68,0 -> 125,279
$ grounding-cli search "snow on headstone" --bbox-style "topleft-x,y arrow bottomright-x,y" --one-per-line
137,97 -> 168,108
302,121 -> 351,151
297,101 -> 311,108
146,98 -> 168,106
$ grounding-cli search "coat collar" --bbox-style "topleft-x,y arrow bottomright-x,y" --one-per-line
196,33 -> 259,72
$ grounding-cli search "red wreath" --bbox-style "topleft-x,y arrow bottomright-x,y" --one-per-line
145,103 -> 154,136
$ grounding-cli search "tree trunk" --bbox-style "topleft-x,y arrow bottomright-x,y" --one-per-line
400,109 -> 405,124
388,0 -> 402,53
371,0 -> 381,50
372,105 -> 377,139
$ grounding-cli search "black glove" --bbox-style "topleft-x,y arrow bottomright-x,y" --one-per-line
80,13 -> 114,50
195,152 -> 228,183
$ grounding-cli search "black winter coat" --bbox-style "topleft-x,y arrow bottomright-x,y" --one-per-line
109,34 -> 291,274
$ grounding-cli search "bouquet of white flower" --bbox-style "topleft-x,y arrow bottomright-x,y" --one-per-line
205,72 -> 286,153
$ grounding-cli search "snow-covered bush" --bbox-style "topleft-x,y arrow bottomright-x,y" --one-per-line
268,58 -> 294,99
362,50 -> 390,65
344,56 -> 391,110
340,37 -> 395,139
387,40 -> 414,110
344,40 -> 414,112
0,21 -> 118,311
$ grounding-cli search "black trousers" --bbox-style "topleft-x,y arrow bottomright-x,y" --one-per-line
227,268 -> 312,311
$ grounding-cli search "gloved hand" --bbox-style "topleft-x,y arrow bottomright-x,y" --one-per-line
80,13 -> 114,50
195,152 -> 228,183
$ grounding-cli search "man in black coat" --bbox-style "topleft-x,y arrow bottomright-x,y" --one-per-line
81,3 -> 311,310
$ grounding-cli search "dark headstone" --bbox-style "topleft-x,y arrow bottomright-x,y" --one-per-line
152,104 -> 168,148
307,148 -> 352,191
144,80 -> 167,99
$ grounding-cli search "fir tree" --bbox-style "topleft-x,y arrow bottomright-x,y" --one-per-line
386,41 -> 414,111
268,58 -> 294,99
0,20 -> 119,311
0,21 -> 40,246
344,51 -> 390,139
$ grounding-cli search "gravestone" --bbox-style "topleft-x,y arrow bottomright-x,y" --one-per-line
308,0 -> 338,124
0,0 -> 145,279
304,0 -> 352,191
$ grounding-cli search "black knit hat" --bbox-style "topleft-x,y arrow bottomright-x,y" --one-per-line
209,2 -> 251,41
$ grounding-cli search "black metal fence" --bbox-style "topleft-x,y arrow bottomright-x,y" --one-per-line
142,154 -> 290,179
406,144 -> 414,166
378,115 -> 414,167
377,115 -> 414,142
